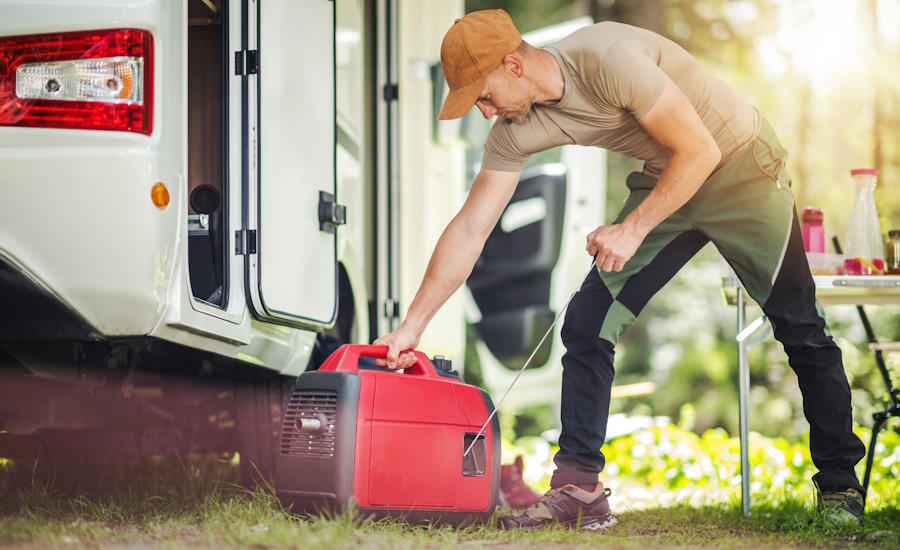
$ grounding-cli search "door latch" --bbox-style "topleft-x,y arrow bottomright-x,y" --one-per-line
318,191 -> 346,234
235,229 -> 257,255
234,50 -> 258,76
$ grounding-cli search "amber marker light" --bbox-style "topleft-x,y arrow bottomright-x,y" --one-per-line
151,182 -> 169,209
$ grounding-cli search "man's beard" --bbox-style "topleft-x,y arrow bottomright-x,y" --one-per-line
504,110 -> 530,123
502,99 -> 534,123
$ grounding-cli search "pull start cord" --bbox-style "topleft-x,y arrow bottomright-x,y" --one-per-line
463,258 -> 598,459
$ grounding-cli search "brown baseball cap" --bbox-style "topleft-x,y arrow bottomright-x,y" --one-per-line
437,9 -> 522,120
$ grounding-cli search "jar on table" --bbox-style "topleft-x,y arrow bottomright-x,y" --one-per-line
887,230 -> 900,275
844,169 -> 885,275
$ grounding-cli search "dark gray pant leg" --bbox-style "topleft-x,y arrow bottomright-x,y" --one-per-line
551,230 -> 709,489
761,211 -> 866,493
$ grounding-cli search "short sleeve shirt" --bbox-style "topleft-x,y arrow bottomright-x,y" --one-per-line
482,22 -> 760,177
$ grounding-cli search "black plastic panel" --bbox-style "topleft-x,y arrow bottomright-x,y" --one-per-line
479,388 -> 501,517
467,171 -> 566,294
474,305 -> 554,369
188,233 -> 219,302
467,170 -> 566,366
274,371 -> 360,513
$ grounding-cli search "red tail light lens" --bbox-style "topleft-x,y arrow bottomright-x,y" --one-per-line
0,29 -> 153,135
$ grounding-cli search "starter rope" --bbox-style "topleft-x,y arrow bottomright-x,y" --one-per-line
463,258 -> 598,461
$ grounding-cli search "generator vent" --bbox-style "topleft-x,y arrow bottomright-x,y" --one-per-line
280,390 -> 337,458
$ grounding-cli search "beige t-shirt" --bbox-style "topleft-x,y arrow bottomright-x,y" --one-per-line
482,22 -> 760,177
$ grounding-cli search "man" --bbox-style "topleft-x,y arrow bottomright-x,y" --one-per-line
374,9 -> 866,530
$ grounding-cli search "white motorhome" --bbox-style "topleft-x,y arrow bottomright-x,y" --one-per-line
0,0 -> 606,483
0,0 -> 471,478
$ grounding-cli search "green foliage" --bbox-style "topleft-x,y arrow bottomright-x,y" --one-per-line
466,0 -> 586,33
513,404 -> 559,438
504,423 -> 900,511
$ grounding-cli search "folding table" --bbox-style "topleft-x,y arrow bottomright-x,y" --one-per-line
723,273 -> 900,516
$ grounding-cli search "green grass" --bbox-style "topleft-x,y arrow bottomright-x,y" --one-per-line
1,454 -> 898,549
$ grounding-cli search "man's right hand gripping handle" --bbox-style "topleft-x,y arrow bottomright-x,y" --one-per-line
372,322 -> 421,370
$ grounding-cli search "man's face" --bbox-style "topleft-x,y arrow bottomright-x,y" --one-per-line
474,64 -> 532,123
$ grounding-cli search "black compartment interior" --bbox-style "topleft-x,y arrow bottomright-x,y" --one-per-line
187,0 -> 227,307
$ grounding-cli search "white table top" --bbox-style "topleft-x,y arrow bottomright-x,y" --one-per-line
723,275 -> 900,306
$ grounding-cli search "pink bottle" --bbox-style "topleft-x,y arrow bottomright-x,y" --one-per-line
801,206 -> 825,253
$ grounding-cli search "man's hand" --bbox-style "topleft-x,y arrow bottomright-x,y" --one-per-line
372,323 -> 421,370
586,223 -> 645,272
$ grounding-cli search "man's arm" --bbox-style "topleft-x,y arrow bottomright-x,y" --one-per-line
587,78 -> 721,272
374,168 -> 521,369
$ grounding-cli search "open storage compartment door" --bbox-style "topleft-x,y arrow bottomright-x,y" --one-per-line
246,0 -> 339,328
467,167 -> 567,369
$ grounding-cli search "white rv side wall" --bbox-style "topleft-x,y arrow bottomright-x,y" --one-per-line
398,1 -> 466,363
334,0 -> 369,345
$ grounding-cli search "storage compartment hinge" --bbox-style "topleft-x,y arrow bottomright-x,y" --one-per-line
235,229 -> 257,255
383,299 -> 399,319
318,191 -> 346,234
234,50 -> 258,76
383,83 -> 399,102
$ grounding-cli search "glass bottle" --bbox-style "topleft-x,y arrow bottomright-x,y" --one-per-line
843,169 -> 884,275
886,230 -> 900,275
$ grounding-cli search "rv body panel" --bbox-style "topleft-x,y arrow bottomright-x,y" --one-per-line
0,0 -> 181,337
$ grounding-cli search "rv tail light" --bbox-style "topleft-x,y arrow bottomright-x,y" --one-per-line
0,29 -> 153,134
16,58 -> 144,103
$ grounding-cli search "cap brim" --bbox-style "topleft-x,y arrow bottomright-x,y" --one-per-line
437,74 -> 487,120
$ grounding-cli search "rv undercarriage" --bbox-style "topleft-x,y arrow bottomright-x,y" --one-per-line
0,337 -> 290,484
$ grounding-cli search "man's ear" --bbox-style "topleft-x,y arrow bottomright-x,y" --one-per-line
502,53 -> 524,78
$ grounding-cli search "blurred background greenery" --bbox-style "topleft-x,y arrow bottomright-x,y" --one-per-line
462,0 -> 900,501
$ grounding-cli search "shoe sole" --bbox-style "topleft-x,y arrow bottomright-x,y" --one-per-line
581,514 -> 618,531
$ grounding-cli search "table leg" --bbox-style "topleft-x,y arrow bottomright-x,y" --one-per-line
737,291 -> 751,517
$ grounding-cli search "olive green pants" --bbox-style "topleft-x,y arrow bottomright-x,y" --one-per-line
599,119 -> 795,342
553,119 -> 866,495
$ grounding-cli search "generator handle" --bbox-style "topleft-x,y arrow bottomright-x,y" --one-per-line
319,344 -> 439,378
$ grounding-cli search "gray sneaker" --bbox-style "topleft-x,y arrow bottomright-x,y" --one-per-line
815,484 -> 864,528
497,483 -> 618,531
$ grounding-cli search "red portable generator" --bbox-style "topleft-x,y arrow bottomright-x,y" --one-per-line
274,344 -> 500,524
